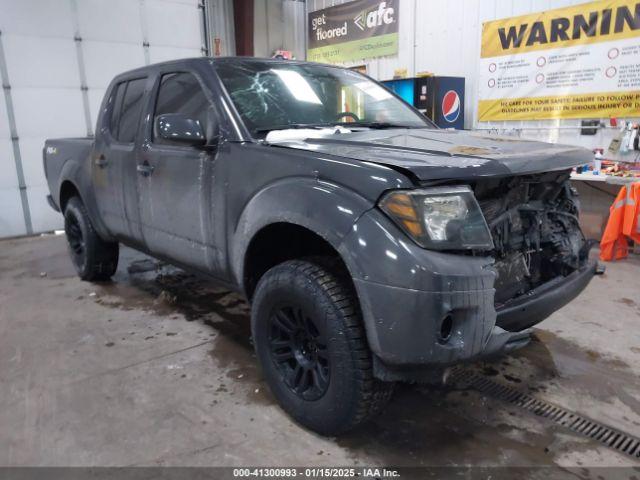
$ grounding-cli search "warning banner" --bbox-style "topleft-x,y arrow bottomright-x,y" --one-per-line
479,91 -> 640,121
478,0 -> 640,121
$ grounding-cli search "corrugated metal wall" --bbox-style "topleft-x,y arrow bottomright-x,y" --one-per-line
306,0 -> 620,151
254,0 -> 306,60
206,0 -> 236,56
0,0 -> 205,239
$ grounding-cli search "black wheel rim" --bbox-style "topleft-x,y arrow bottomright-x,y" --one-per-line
268,306 -> 330,401
65,213 -> 85,267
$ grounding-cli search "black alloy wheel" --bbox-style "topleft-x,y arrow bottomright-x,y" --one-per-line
251,258 -> 395,435
65,210 -> 86,268
268,305 -> 330,401
63,196 -> 119,281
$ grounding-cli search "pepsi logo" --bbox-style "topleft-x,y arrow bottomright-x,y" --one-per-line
442,90 -> 460,123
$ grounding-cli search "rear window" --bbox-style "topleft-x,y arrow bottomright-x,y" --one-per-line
108,78 -> 146,143
109,83 -> 125,136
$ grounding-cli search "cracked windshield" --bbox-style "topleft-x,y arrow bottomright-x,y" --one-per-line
215,60 -> 433,135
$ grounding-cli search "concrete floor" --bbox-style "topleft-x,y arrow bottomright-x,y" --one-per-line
1,234 -> 640,471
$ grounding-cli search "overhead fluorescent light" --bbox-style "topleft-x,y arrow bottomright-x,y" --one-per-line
355,81 -> 392,101
271,69 -> 322,104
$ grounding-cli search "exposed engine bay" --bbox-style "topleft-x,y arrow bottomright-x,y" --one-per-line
473,170 -> 590,308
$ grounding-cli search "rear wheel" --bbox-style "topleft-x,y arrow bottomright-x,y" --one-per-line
64,196 -> 119,281
251,258 -> 394,435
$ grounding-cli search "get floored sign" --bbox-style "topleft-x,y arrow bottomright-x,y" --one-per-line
307,0 -> 398,64
478,0 -> 640,121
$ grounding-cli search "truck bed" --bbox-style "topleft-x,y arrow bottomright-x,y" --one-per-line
44,137 -> 94,210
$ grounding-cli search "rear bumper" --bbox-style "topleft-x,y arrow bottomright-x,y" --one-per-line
47,194 -> 60,212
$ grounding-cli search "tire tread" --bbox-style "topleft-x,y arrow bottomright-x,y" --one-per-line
65,197 -> 118,281
255,257 -> 394,434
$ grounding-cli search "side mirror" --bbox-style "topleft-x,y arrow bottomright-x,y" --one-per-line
155,113 -> 206,146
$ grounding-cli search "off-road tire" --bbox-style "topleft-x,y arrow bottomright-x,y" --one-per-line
251,258 -> 394,435
64,196 -> 119,281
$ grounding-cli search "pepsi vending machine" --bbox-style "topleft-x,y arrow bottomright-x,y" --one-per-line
414,76 -> 465,129
383,76 -> 465,129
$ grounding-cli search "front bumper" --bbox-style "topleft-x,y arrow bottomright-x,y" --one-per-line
339,210 -> 596,379
353,278 -> 527,366
496,260 -> 597,332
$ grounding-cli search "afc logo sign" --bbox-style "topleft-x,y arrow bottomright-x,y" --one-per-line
354,2 -> 395,31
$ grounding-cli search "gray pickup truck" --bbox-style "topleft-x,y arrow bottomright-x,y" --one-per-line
44,57 -> 597,435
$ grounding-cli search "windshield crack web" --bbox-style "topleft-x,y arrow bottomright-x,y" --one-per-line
235,69 -> 288,121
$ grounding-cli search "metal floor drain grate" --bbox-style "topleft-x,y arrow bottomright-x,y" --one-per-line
450,368 -> 640,460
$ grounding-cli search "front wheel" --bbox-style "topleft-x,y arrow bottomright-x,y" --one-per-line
64,196 -> 119,281
251,259 -> 394,435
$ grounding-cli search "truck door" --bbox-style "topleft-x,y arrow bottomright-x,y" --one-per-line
136,71 -> 218,270
93,77 -> 147,244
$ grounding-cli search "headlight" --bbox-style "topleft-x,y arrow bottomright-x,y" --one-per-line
379,185 -> 494,250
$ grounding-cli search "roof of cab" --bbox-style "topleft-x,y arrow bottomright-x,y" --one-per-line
111,56 -> 343,81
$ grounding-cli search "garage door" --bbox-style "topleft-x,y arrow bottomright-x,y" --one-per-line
0,0 -> 206,238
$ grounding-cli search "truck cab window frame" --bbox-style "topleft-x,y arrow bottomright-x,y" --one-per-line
152,71 -> 212,146
107,77 -> 147,145
108,82 -> 125,140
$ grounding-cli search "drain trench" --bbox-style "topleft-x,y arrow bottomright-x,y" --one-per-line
449,368 -> 640,459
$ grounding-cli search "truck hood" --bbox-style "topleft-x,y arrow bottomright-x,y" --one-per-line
267,128 -> 591,181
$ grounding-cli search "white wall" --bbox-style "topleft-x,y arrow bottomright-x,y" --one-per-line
0,0 -> 205,239
306,0 -> 629,152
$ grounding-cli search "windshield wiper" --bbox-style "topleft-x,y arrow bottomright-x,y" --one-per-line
255,121 -> 427,134
254,123 -> 334,133
333,121 -> 419,129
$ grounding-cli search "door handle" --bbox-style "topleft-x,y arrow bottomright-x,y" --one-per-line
95,154 -> 108,168
136,161 -> 154,177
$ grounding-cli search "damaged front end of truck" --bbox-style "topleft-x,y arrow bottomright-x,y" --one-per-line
475,170 -> 596,332
259,124 -> 600,382
304,140 -> 601,382
344,169 -> 598,383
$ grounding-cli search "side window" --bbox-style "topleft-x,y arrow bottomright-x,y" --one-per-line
108,82 -> 125,138
117,78 -> 146,144
153,72 -> 210,144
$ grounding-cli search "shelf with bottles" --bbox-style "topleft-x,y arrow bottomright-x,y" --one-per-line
573,147 -> 640,183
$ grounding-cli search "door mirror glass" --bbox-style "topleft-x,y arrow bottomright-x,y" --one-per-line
155,113 -> 206,146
